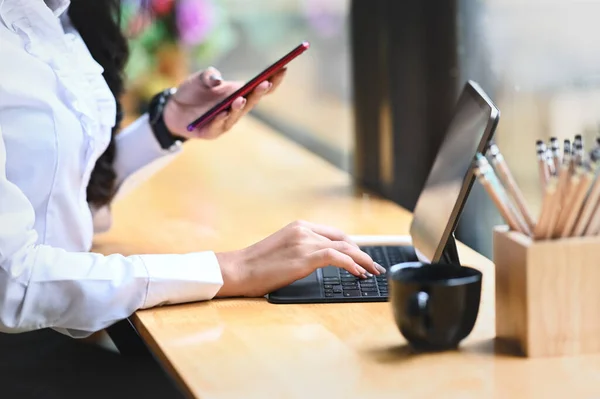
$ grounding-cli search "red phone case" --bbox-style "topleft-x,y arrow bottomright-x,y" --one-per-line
187,41 -> 310,132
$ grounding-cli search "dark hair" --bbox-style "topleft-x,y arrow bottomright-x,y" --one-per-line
68,0 -> 129,208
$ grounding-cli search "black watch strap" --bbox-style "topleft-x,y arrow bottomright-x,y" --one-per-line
148,88 -> 187,150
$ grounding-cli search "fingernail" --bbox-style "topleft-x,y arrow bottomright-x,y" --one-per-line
267,82 -> 273,91
239,98 -> 247,109
356,266 -> 367,275
375,263 -> 387,274
361,274 -> 368,279
208,74 -> 222,86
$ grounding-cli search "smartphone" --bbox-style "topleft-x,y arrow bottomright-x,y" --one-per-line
186,41 -> 310,132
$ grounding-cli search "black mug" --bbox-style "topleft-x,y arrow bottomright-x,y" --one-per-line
388,262 -> 482,351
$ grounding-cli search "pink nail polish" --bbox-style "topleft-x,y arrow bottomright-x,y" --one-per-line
208,74 -> 223,87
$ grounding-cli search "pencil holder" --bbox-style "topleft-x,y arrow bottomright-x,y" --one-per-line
493,226 -> 600,357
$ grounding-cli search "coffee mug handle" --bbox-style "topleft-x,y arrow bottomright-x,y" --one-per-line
408,291 -> 430,333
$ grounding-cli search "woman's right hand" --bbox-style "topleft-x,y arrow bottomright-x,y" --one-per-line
215,220 -> 386,298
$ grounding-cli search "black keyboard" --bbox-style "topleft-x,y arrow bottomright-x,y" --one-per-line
320,246 -> 417,299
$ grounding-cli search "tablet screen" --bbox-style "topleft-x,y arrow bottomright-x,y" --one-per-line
410,81 -> 499,263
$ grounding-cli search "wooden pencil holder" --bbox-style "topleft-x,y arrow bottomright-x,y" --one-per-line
493,226 -> 600,357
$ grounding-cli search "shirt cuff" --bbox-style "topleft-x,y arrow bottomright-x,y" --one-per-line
137,251 -> 224,308
113,113 -> 183,188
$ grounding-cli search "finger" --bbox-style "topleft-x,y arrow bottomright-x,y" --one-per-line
200,67 -> 223,88
327,241 -> 382,275
244,81 -> 271,108
195,111 -> 229,139
230,81 -> 269,123
267,68 -> 287,94
223,97 -> 247,131
299,221 -> 359,248
300,222 -> 386,274
309,248 -> 367,277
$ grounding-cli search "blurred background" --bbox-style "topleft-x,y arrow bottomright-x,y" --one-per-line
121,0 -> 600,258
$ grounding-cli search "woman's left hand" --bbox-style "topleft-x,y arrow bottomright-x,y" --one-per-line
163,67 -> 286,140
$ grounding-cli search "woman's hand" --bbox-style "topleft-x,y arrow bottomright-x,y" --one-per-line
163,67 -> 286,140
214,220 -> 387,298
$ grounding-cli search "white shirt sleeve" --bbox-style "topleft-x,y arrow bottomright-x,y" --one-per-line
113,113 -> 182,189
0,123 -> 224,338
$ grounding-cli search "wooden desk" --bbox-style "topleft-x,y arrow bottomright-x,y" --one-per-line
94,117 -> 600,399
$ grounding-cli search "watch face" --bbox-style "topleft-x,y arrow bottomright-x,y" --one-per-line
149,90 -> 171,125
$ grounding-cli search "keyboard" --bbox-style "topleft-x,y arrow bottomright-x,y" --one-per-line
320,245 -> 417,299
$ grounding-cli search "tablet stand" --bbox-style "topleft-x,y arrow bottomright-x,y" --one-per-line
440,233 -> 461,265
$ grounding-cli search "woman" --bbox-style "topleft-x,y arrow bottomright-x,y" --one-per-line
0,0 -> 382,397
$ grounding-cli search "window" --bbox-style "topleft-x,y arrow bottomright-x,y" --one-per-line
122,0 -> 354,170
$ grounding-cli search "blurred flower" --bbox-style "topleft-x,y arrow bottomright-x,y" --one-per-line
125,8 -> 153,38
176,0 -> 216,46
151,0 -> 175,16
122,0 -> 236,83
301,0 -> 346,38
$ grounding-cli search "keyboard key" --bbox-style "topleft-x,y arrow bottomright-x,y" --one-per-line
386,247 -> 404,265
343,290 -> 361,297
325,293 -> 334,297
333,288 -> 342,293
360,286 -> 378,292
324,284 -> 333,289
362,291 -> 379,297
370,247 -> 387,264
322,267 -> 340,278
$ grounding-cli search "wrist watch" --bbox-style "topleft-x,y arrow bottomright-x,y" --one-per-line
148,87 -> 187,151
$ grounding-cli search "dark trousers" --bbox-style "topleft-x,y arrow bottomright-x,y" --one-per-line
0,328 -> 185,399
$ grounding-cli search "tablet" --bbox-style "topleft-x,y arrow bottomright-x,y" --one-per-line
409,80 -> 500,263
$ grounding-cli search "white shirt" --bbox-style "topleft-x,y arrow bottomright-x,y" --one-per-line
0,0 -> 224,338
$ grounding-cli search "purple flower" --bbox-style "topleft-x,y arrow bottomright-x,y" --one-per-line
301,0 -> 345,38
176,0 -> 216,46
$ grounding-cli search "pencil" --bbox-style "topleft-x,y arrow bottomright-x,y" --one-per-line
474,154 -> 531,235
547,159 -> 572,235
487,143 -> 536,231
564,139 -> 571,158
546,148 -> 556,176
583,200 -> 600,236
550,137 -> 561,172
571,135 -> 583,173
572,145 -> 600,236
537,140 -> 551,189
573,134 -> 582,152
533,176 -> 560,240
560,166 -> 595,237
572,175 -> 600,236
552,168 -> 581,237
